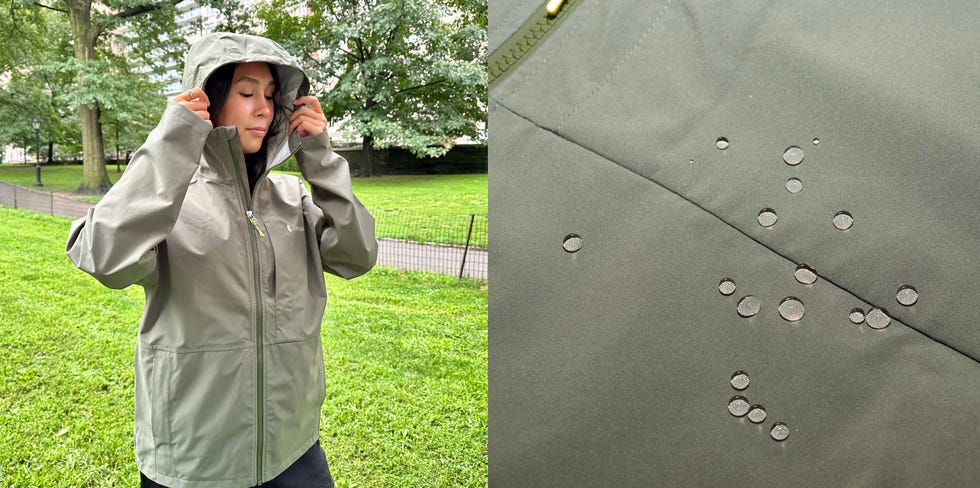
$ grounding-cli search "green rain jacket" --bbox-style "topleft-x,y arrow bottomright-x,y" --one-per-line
490,1 -> 980,486
66,33 -> 377,487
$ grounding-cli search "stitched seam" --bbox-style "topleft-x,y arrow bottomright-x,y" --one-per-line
494,98 -> 980,367
555,0 -> 674,132
492,4 -> 529,45
500,1 -> 594,101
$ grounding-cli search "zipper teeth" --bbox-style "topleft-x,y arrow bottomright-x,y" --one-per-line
250,222 -> 264,484
229,139 -> 301,484
227,141 -> 266,484
488,0 -> 577,86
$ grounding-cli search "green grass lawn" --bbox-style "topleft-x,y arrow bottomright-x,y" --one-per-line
0,165 -> 488,247
280,171 -> 488,249
0,207 -> 487,488
0,164 -> 127,202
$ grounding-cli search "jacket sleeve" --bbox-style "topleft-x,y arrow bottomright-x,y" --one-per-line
66,103 -> 212,289
296,131 -> 378,279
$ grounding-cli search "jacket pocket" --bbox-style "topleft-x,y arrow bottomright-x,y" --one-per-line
169,348 -> 254,479
135,346 -> 174,477
269,215 -> 327,342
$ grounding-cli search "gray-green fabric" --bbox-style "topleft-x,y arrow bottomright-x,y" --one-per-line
66,33 -> 377,488
489,1 -> 980,486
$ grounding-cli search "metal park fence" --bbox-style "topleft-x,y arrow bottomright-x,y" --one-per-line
373,209 -> 487,281
0,182 -> 91,219
0,182 -> 487,281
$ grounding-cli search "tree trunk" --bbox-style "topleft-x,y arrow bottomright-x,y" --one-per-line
361,134 -> 376,177
68,0 -> 111,194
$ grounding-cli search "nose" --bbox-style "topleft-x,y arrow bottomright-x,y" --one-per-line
255,97 -> 272,118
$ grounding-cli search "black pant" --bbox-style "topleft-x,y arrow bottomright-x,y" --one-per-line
140,440 -> 334,488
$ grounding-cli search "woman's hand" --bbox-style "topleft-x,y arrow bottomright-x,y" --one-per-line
172,88 -> 212,127
290,96 -> 328,137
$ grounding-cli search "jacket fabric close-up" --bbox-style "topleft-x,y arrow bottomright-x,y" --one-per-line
66,33 -> 377,488
489,1 -> 979,486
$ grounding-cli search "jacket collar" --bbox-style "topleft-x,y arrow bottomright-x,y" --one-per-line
199,126 -> 302,183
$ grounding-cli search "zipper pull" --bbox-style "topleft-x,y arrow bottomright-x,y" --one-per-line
246,210 -> 266,237
545,0 -> 565,16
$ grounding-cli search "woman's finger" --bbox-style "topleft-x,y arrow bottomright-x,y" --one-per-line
172,87 -> 209,104
182,100 -> 209,112
288,113 -> 327,136
293,96 -> 323,113
288,108 -> 324,123
186,87 -> 210,105
289,105 -> 325,122
289,107 -> 326,128
171,88 -> 212,127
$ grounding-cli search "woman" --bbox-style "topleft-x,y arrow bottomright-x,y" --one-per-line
66,33 -> 377,487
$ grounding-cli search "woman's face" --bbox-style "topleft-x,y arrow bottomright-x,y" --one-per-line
215,62 -> 275,155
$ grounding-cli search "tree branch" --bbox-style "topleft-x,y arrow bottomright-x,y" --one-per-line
43,73 -> 57,104
111,0 -> 178,20
355,37 -> 366,62
33,1 -> 67,13
386,0 -> 404,45
338,47 -> 358,60
392,79 -> 446,96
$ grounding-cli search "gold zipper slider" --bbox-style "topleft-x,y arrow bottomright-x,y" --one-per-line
246,210 -> 266,237
545,0 -> 565,16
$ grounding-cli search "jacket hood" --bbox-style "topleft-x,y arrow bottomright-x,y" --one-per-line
182,32 -> 310,171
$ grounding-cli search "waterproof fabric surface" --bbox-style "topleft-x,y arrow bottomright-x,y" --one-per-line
489,1 -> 980,486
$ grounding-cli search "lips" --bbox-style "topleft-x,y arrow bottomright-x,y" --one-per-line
246,127 -> 267,136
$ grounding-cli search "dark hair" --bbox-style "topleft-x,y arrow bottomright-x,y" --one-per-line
204,62 -> 285,190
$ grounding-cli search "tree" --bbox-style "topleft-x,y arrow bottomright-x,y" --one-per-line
257,0 -> 487,176
21,0 -> 181,193
0,7 -> 75,163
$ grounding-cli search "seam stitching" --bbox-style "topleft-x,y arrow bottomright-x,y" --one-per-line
555,0 -> 674,132
493,97 -> 980,367
500,0 -> 594,101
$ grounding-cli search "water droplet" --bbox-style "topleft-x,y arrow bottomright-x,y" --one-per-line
716,137 -> 730,150
785,178 -> 803,193
833,211 -> 854,230
866,307 -> 891,330
896,285 -> 918,306
730,371 -> 750,390
748,405 -> 767,424
848,308 -> 866,324
783,146 -> 805,166
794,264 -> 817,285
728,396 -> 750,417
757,208 -> 778,228
562,234 -> 583,253
718,278 -> 737,296
778,297 -> 805,322
812,138 -> 820,145
770,422 -> 790,441
737,296 -> 762,317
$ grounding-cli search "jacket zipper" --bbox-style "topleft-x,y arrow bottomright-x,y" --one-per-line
488,0 -> 578,86
228,144 -> 267,485
246,210 -> 266,237
231,141 -> 302,485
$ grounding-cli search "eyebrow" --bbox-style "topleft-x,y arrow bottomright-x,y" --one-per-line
234,76 -> 275,88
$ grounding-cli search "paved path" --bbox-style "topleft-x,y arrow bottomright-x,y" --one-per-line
0,181 -> 92,219
377,238 -> 487,280
0,181 -> 487,280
